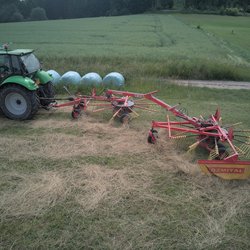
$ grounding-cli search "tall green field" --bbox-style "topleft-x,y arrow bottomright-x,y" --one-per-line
176,14 -> 250,63
0,14 -> 250,80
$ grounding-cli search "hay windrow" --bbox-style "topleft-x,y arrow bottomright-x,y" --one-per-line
0,165 -> 154,217
0,117 -> 156,160
0,171 -> 66,217
68,164 -> 153,211
0,112 -> 249,249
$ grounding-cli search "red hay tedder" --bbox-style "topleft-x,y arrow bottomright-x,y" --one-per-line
50,88 -> 250,180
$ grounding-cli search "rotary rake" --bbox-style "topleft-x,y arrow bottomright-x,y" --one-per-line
49,88 -> 250,179
147,94 -> 250,180
112,90 -> 250,180
51,88 -> 157,123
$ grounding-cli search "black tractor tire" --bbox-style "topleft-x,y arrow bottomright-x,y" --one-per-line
0,84 -> 39,120
38,82 -> 55,107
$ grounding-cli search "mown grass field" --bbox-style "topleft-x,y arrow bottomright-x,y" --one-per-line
1,84 -> 250,249
0,13 -> 250,249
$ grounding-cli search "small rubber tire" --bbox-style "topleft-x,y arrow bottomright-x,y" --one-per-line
216,143 -> 229,160
148,129 -> 158,144
0,84 -> 39,120
120,112 -> 130,124
71,110 -> 80,119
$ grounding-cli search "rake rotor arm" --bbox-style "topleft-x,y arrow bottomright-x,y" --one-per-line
144,94 -> 202,127
106,89 -> 158,99
52,97 -> 89,108
152,121 -> 223,138
151,118 -> 240,162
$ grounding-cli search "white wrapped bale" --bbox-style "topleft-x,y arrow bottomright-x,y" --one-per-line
60,71 -> 81,85
103,72 -> 125,87
47,70 -> 61,85
80,72 -> 102,87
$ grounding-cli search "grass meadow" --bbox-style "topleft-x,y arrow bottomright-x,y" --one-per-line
0,13 -> 250,249
176,14 -> 250,61
1,13 -> 250,80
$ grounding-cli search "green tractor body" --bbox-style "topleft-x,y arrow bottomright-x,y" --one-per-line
0,47 -> 55,120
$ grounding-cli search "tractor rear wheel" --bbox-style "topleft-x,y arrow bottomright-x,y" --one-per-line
38,82 -> 55,107
0,84 -> 39,120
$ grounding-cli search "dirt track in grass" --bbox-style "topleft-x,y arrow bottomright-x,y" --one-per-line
171,80 -> 250,89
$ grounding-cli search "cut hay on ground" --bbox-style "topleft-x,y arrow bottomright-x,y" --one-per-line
0,112 -> 249,249
0,171 -> 66,217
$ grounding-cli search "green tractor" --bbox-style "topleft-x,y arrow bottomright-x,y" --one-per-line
0,44 -> 55,120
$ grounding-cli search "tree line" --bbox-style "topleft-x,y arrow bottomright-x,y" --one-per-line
0,0 -> 249,23
185,0 -> 250,14
0,0 -> 174,22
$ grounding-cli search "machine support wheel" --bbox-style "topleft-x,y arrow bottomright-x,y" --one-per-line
216,143 -> 229,160
120,112 -> 131,124
0,84 -> 39,120
71,109 -> 81,119
148,129 -> 158,144
71,102 -> 84,119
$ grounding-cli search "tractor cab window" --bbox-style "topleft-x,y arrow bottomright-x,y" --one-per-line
0,55 -> 11,78
11,55 -> 22,74
20,53 -> 40,74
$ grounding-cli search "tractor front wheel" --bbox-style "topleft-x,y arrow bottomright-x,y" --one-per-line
0,84 -> 39,120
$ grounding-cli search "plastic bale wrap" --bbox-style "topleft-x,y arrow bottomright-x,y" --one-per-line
80,72 -> 102,87
47,70 -> 61,85
103,72 -> 125,88
60,71 -> 81,85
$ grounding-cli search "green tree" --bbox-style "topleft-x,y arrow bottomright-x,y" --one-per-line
0,3 -> 21,22
11,11 -> 24,22
30,7 -> 48,21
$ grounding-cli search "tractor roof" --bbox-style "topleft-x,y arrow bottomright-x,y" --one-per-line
0,49 -> 34,56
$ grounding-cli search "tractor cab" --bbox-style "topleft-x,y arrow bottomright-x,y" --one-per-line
0,45 -> 54,120
0,49 -> 41,80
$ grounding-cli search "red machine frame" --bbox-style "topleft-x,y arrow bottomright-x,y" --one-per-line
51,89 -> 157,122
107,89 -> 250,179
48,88 -> 250,179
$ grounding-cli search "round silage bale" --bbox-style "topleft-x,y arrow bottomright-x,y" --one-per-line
103,72 -> 125,87
60,71 -> 81,85
80,72 -> 102,87
47,70 -> 61,85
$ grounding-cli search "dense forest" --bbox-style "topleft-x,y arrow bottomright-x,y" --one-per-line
0,0 -> 249,22
185,0 -> 250,12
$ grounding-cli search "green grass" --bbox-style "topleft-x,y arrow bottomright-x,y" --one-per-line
1,13 -> 250,80
0,14 -> 229,59
0,13 -> 250,249
176,14 -> 250,63
1,82 -> 250,249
